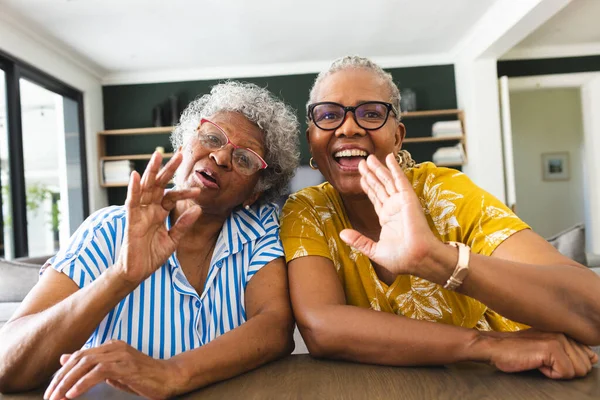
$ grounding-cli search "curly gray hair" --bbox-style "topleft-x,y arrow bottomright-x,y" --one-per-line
171,81 -> 300,204
307,56 -> 415,169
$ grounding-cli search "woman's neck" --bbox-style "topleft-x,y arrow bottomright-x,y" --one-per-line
170,201 -> 231,293
171,200 -> 228,253
339,192 -> 381,239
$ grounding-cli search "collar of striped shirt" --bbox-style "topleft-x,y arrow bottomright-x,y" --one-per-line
165,203 -> 277,296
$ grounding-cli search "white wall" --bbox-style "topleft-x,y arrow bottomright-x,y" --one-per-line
0,16 -> 107,212
452,0 -> 572,204
455,59 -> 507,202
581,77 -> 600,254
509,88 -> 585,238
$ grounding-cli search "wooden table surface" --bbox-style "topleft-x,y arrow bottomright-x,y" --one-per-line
2,355 -> 599,400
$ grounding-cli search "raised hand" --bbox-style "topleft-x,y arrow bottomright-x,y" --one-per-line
117,151 -> 201,285
339,153 -> 438,275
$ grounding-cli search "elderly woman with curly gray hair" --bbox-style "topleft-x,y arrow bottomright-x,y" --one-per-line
0,81 -> 300,398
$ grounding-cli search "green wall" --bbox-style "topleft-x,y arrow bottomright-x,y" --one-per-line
497,55 -> 600,77
103,65 -> 456,161
102,65 -> 457,204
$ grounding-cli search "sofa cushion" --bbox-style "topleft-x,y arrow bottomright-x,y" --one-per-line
0,258 -> 41,302
587,254 -> 600,268
546,224 -> 587,266
0,302 -> 22,327
13,255 -> 53,266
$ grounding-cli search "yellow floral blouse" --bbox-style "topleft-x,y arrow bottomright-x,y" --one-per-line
281,162 -> 530,332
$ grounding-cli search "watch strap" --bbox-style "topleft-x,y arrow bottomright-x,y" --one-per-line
443,241 -> 470,291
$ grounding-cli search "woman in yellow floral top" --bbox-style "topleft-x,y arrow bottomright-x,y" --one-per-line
281,56 -> 600,379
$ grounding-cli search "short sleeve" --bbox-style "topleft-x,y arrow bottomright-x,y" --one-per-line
280,192 -> 332,263
484,309 -> 529,332
415,165 -> 530,256
247,208 -> 285,278
46,206 -> 126,288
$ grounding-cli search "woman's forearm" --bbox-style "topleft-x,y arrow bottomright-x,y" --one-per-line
297,303 -> 489,366
418,244 -> 600,345
168,310 -> 294,395
0,267 -> 136,392
463,255 -> 600,344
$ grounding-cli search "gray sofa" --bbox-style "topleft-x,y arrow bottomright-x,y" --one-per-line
0,257 -> 48,328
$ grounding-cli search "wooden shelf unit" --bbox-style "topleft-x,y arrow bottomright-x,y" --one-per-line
403,135 -> 463,144
101,180 -> 175,188
98,127 -> 174,135
400,109 -> 467,166
101,153 -> 175,162
98,127 -> 175,188
401,109 -> 463,118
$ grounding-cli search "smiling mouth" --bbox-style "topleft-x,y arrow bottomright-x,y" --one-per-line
333,149 -> 369,168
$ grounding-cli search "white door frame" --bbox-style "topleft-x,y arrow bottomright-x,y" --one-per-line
508,71 -> 600,254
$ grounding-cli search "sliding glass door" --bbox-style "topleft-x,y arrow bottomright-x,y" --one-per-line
0,68 -> 9,258
19,79 -> 86,257
0,51 -> 89,259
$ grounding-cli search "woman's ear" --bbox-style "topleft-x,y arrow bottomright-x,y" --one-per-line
243,191 -> 262,209
305,127 -> 314,156
395,123 -> 406,152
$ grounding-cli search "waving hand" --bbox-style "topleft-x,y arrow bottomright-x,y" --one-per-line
340,153 -> 438,275
117,151 -> 201,285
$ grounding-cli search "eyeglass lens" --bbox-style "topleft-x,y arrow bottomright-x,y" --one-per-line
312,102 -> 390,130
198,128 -> 262,175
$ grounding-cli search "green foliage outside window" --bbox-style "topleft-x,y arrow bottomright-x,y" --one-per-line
1,182 -> 60,231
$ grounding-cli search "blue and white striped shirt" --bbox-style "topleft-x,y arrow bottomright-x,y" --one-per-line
47,202 -> 284,359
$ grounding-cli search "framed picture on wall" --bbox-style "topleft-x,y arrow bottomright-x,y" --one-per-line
542,152 -> 570,181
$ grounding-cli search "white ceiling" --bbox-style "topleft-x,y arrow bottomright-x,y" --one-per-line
0,0 -> 497,78
505,0 -> 600,58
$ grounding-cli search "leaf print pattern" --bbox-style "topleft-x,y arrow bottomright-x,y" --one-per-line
281,164 -> 530,333
369,268 -> 387,302
421,174 -> 463,235
484,228 -> 518,248
370,298 -> 381,311
485,205 -> 518,220
471,196 -> 522,252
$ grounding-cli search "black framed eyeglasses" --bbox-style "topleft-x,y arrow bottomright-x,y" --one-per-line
308,101 -> 398,131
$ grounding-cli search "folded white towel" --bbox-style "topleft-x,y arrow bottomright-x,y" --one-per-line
432,144 -> 465,165
432,130 -> 463,138
432,120 -> 463,137
103,160 -> 134,184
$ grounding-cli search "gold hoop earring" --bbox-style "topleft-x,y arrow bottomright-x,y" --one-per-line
309,157 -> 318,170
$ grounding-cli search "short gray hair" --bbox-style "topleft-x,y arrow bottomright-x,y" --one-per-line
171,81 -> 300,204
307,55 -> 401,121
308,56 -> 417,170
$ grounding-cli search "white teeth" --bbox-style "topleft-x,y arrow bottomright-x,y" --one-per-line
334,149 -> 368,158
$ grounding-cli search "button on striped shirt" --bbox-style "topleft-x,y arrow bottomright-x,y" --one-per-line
47,202 -> 284,359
